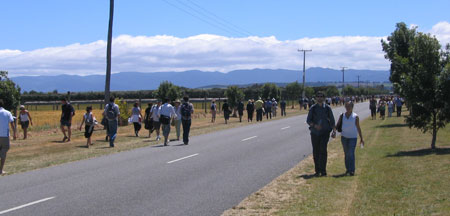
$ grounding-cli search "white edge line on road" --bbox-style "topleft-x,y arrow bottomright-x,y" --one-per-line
241,136 -> 257,141
0,196 -> 55,215
167,153 -> 199,164
281,126 -> 291,130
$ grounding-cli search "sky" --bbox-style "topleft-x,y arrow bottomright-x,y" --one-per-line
1,0 -> 450,77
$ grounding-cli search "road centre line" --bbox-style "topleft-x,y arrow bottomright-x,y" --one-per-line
281,126 -> 291,130
241,136 -> 257,141
167,153 -> 199,164
0,197 -> 55,215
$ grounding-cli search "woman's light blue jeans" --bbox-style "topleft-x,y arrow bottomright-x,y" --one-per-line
341,136 -> 357,173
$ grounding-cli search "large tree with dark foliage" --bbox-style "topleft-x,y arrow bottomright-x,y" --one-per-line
382,22 -> 450,149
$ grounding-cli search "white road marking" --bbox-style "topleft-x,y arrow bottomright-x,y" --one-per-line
241,136 -> 257,141
167,153 -> 199,164
281,126 -> 291,130
0,197 -> 55,215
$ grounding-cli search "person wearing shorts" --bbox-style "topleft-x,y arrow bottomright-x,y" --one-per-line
0,99 -> 16,175
79,106 -> 96,148
60,98 -> 74,142
150,101 -> 162,141
19,105 -> 33,139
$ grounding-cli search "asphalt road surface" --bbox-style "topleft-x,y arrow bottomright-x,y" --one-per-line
0,102 -> 370,216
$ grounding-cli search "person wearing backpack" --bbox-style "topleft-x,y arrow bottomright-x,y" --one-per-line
103,97 -> 120,147
246,99 -> 254,122
222,99 -> 231,124
336,101 -> 364,176
306,92 -> 336,177
60,98 -> 75,142
158,98 -> 177,146
181,96 -> 194,145
237,100 -> 244,123
79,106 -> 96,148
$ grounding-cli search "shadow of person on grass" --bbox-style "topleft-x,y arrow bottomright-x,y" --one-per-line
375,123 -> 408,128
297,174 -> 318,179
387,147 -> 450,157
332,173 -> 349,178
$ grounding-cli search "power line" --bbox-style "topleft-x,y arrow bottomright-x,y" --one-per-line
185,0 -> 254,36
160,0 -> 243,37
161,0 -> 250,37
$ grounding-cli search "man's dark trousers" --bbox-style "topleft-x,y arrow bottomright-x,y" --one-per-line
256,109 -> 263,121
396,106 -> 402,117
182,119 -> 191,144
311,133 -> 330,175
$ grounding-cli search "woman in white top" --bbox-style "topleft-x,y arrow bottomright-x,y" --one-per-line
387,99 -> 394,117
131,102 -> 142,137
336,101 -> 365,176
19,105 -> 33,139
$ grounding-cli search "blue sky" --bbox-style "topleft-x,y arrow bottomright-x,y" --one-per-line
1,0 -> 449,76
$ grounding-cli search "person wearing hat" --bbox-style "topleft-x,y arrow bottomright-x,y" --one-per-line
271,98 -> 278,118
254,97 -> 264,122
174,99 -> 182,141
19,105 -> 33,139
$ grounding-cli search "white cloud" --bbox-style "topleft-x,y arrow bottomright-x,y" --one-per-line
1,21 -> 449,77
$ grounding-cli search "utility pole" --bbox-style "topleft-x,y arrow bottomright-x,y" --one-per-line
357,75 -> 360,88
341,66 -> 347,96
104,0 -> 114,104
298,49 -> 312,99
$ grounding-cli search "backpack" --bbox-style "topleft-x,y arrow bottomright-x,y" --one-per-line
106,104 -> 118,120
181,103 -> 192,119
85,113 -> 94,125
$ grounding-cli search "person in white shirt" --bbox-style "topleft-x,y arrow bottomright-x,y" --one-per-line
18,105 -> 33,139
157,98 -> 177,146
336,101 -> 364,176
150,101 -> 162,140
0,99 -> 17,175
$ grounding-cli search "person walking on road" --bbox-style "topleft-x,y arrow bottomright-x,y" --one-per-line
18,105 -> 32,139
150,101 -> 162,140
222,99 -> 231,124
181,96 -> 194,145
174,99 -> 182,141
60,98 -> 75,142
306,92 -> 336,177
158,98 -> 177,146
79,106 -> 96,148
104,97 -> 120,147
246,99 -> 254,122
131,102 -> 142,137
144,103 -> 154,137
280,99 -> 286,116
369,96 -> 377,120
0,99 -> 17,175
255,97 -> 264,122
237,100 -> 244,122
265,98 -> 272,119
336,101 -> 364,176
272,98 -> 278,118
210,100 -> 217,123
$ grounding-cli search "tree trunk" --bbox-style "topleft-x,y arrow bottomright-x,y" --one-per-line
104,0 -> 114,103
431,112 -> 437,150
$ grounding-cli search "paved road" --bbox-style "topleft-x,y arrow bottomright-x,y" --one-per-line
0,102 -> 370,216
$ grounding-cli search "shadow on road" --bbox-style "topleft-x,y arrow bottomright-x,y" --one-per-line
386,147 -> 450,157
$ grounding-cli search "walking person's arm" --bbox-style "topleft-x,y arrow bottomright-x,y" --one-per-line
328,107 -> 337,138
27,111 -> 33,126
10,121 -> 16,140
355,116 -> 364,146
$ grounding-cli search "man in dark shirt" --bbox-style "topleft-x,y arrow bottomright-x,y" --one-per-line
237,100 -> 244,122
60,98 -> 75,142
246,100 -> 254,122
306,92 -> 336,177
280,100 -> 287,116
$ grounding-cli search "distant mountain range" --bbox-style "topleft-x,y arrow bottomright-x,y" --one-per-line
11,67 -> 389,92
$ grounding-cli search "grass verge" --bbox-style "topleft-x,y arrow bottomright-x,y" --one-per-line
222,112 -> 450,216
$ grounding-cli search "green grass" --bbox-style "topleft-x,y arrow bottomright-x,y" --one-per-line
276,113 -> 450,216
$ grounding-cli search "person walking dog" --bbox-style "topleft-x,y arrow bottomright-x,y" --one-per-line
306,92 -> 336,177
336,101 -> 364,176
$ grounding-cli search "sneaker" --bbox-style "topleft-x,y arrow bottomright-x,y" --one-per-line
0,171 -> 7,175
105,136 -> 109,141
320,172 -> 327,177
62,136 -> 68,142
349,172 -> 355,176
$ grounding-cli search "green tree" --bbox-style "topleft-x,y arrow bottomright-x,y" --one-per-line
382,23 -> 450,149
325,86 -> 340,97
285,81 -> 302,100
343,85 -> 358,96
261,83 -> 280,100
0,71 -> 21,111
304,86 -> 315,98
153,81 -> 182,102
225,85 -> 245,109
